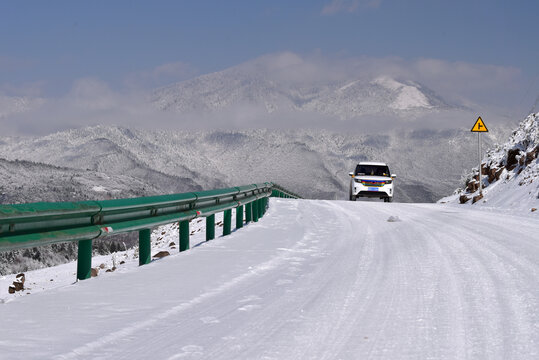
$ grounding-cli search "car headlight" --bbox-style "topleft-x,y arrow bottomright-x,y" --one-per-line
384,180 -> 392,184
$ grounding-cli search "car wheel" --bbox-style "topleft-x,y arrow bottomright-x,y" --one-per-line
388,197 -> 393,203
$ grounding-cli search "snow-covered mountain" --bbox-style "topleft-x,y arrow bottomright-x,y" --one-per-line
0,125 -> 511,204
0,157 -> 168,274
440,112 -> 539,212
0,157 -> 168,204
151,54 -> 453,120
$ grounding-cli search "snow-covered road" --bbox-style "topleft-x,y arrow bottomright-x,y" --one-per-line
1,199 -> 539,359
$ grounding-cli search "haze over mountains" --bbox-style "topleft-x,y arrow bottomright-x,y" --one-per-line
148,53 -> 489,133
151,53 -> 454,123
3,52 -> 517,136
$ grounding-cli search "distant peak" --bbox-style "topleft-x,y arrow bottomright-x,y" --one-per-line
371,76 -> 405,91
371,76 -> 432,110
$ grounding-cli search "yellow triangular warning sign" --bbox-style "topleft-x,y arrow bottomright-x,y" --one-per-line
471,117 -> 488,132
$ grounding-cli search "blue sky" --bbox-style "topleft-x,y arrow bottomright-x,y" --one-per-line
1,0 -> 538,134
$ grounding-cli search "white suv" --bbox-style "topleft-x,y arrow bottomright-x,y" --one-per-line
349,162 -> 396,202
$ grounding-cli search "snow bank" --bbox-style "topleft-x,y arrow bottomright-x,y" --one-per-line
0,213 -> 222,302
440,112 -> 539,213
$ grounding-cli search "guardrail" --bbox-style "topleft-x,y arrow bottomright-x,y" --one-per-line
0,182 -> 301,280
271,183 -> 301,199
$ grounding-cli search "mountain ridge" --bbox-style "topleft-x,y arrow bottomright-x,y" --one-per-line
151,53 -> 457,122
0,124 -> 512,203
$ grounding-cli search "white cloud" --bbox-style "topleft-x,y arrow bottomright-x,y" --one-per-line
409,58 -> 522,105
67,78 -> 118,111
238,52 -> 522,107
124,61 -> 198,89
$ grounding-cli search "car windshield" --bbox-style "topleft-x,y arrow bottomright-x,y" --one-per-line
355,165 -> 390,177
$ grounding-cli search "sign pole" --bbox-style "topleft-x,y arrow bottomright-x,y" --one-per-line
478,132 -> 482,195
471,116 -> 487,197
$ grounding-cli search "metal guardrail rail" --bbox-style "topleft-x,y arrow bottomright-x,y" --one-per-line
0,182 -> 301,280
271,183 -> 301,199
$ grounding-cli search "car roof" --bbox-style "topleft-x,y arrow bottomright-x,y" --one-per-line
357,162 -> 388,166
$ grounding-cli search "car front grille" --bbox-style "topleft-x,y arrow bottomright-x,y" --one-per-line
360,181 -> 384,187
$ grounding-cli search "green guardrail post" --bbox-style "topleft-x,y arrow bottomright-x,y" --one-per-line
206,214 -> 215,241
253,200 -> 259,222
180,220 -> 189,251
246,202 -> 252,223
236,205 -> 243,229
139,229 -> 151,266
223,209 -> 232,236
258,198 -> 264,218
77,239 -> 93,280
